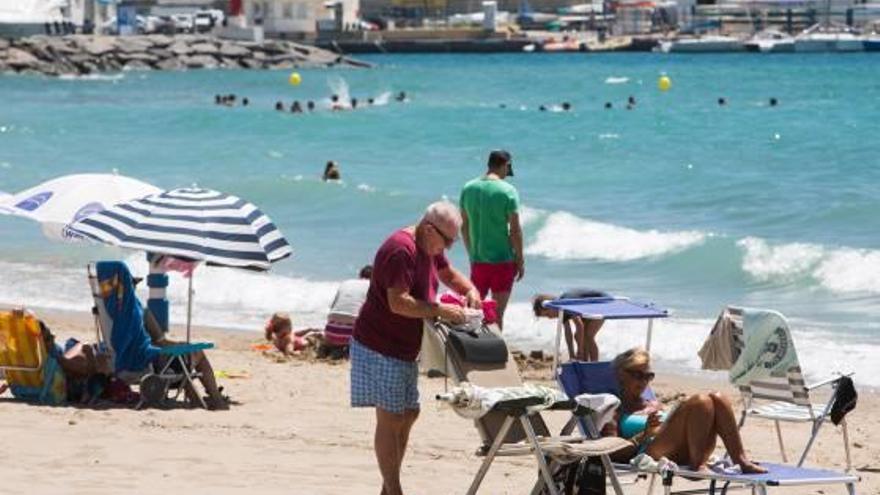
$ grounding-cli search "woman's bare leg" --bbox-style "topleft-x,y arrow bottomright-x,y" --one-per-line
709,393 -> 766,473
647,394 -> 717,469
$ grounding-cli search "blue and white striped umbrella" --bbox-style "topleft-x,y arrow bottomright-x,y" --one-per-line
68,187 -> 292,270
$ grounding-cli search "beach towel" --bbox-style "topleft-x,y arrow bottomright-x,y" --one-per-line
96,261 -> 160,373
699,308 -> 741,370
729,308 -> 798,386
438,382 -> 564,419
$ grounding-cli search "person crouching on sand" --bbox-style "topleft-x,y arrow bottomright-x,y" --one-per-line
264,312 -> 318,355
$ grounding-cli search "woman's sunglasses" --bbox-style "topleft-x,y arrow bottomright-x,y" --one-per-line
626,369 -> 656,382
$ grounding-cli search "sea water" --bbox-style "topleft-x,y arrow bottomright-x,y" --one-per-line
1,53 -> 878,384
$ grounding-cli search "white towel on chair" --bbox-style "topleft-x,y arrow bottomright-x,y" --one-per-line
573,393 -> 620,432
729,308 -> 799,386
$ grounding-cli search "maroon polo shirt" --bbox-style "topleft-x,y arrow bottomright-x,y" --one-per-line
354,229 -> 448,362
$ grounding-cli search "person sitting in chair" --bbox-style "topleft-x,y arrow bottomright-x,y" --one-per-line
143,309 -> 228,410
605,348 -> 766,473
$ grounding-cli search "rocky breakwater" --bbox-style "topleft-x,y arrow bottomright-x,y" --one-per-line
0,34 -> 372,76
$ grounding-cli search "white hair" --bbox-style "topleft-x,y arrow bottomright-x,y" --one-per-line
421,200 -> 462,233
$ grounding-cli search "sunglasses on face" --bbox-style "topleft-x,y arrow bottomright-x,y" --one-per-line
428,222 -> 455,248
625,369 -> 656,382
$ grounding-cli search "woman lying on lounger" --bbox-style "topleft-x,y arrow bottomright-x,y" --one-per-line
605,348 -> 766,473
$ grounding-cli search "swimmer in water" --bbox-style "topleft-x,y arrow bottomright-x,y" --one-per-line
323,161 -> 341,181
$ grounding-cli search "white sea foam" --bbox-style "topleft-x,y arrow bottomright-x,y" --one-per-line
0,255 -> 339,332
605,76 -> 629,84
372,91 -> 392,106
357,183 -> 375,192
525,210 -> 706,262
598,133 -> 620,140
738,237 -> 880,294
738,237 -> 824,281
59,73 -> 125,82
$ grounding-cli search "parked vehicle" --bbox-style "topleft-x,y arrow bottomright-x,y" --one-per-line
193,11 -> 215,32
170,13 -> 194,33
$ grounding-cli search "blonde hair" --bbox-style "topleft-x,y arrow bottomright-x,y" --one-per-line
612,347 -> 651,377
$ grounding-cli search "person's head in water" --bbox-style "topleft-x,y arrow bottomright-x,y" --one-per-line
275,101 -> 283,111
367,98 -> 374,105
499,103 -> 507,109
359,265 -> 373,280
307,101 -> 315,111
323,161 -> 341,181
351,98 -> 358,109
627,95 -> 636,105
214,94 -> 221,105
718,97 -> 726,106
604,102 -> 612,109
331,94 -> 339,103
539,105 -> 547,112
228,94 -> 237,103
769,97 -> 778,107
561,102 -> 571,111
291,101 -> 303,113
242,97 -> 249,106
396,91 -> 406,102
487,149 -> 513,178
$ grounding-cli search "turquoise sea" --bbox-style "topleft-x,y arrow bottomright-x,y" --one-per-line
1,53 -> 878,384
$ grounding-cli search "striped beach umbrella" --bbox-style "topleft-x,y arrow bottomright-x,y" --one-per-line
69,187 -> 292,342
68,187 -> 292,270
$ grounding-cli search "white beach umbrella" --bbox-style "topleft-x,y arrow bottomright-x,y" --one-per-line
0,173 -> 161,241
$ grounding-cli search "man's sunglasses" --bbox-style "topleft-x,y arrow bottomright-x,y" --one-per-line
626,369 -> 656,382
428,221 -> 455,247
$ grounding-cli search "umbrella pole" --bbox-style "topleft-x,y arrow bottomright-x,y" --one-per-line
186,273 -> 194,344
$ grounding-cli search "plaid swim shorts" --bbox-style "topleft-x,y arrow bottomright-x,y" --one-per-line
350,338 -> 419,414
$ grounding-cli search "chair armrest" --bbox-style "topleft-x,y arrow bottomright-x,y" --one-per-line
158,342 -> 214,357
805,372 -> 854,391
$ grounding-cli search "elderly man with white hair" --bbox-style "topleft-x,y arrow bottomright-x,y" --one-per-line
351,200 -> 480,495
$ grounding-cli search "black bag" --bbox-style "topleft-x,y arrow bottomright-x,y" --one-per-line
446,325 -> 508,364
558,456 -> 606,495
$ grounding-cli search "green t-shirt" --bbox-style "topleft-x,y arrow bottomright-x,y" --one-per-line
459,177 -> 520,263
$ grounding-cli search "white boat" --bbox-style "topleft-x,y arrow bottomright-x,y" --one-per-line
744,29 -> 795,53
794,24 -> 864,52
659,35 -> 745,53
0,0 -> 64,38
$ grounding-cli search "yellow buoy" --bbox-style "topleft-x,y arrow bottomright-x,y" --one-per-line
288,72 -> 302,86
658,75 -> 671,92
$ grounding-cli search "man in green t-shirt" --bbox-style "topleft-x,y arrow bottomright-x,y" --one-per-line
459,150 -> 524,329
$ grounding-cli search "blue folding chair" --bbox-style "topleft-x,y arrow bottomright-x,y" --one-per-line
90,261 -> 214,409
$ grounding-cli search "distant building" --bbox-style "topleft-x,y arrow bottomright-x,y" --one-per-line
240,0 -> 359,38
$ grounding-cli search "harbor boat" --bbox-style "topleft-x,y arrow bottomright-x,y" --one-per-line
863,34 -> 880,51
744,29 -> 795,52
658,35 -> 745,53
794,23 -> 864,52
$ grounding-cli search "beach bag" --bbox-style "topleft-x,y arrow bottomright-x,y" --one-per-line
557,456 -> 605,495
446,325 -> 508,365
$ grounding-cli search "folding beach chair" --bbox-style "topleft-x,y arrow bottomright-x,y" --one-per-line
0,309 -> 66,405
425,320 -> 631,495
547,298 -> 859,495
722,306 -> 854,472
89,261 -> 214,409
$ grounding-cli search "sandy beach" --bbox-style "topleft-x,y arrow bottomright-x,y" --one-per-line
0,307 -> 875,494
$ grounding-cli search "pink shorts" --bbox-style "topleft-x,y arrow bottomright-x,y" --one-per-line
470,262 -> 517,298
